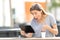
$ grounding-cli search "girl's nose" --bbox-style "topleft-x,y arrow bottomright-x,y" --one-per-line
34,15 -> 37,19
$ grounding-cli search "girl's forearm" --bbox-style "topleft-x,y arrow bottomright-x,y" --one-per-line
48,27 -> 58,35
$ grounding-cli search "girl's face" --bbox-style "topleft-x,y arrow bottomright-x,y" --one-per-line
31,10 -> 42,20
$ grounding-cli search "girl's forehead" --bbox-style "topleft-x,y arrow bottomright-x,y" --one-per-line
31,10 -> 42,13
31,10 -> 40,12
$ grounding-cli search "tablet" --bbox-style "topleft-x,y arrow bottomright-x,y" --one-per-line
19,24 -> 35,33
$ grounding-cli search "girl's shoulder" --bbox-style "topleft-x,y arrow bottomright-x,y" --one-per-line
46,13 -> 55,19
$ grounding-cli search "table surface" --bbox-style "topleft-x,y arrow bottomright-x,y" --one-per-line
0,37 -> 60,40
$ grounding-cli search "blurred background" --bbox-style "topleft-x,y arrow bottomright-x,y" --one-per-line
0,0 -> 60,37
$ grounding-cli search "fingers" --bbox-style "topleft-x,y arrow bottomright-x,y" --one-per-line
41,27 -> 46,32
41,25 -> 47,32
20,30 -> 25,36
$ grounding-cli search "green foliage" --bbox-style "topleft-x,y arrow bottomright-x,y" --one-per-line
48,0 -> 60,11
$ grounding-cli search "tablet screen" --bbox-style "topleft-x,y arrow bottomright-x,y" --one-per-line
19,24 -> 35,33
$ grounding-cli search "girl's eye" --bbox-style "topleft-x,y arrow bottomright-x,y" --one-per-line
34,12 -> 37,14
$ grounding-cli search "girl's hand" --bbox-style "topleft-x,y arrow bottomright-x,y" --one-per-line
20,30 -> 26,36
42,25 -> 51,31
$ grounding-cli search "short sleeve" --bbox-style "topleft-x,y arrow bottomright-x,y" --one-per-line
49,15 -> 57,26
